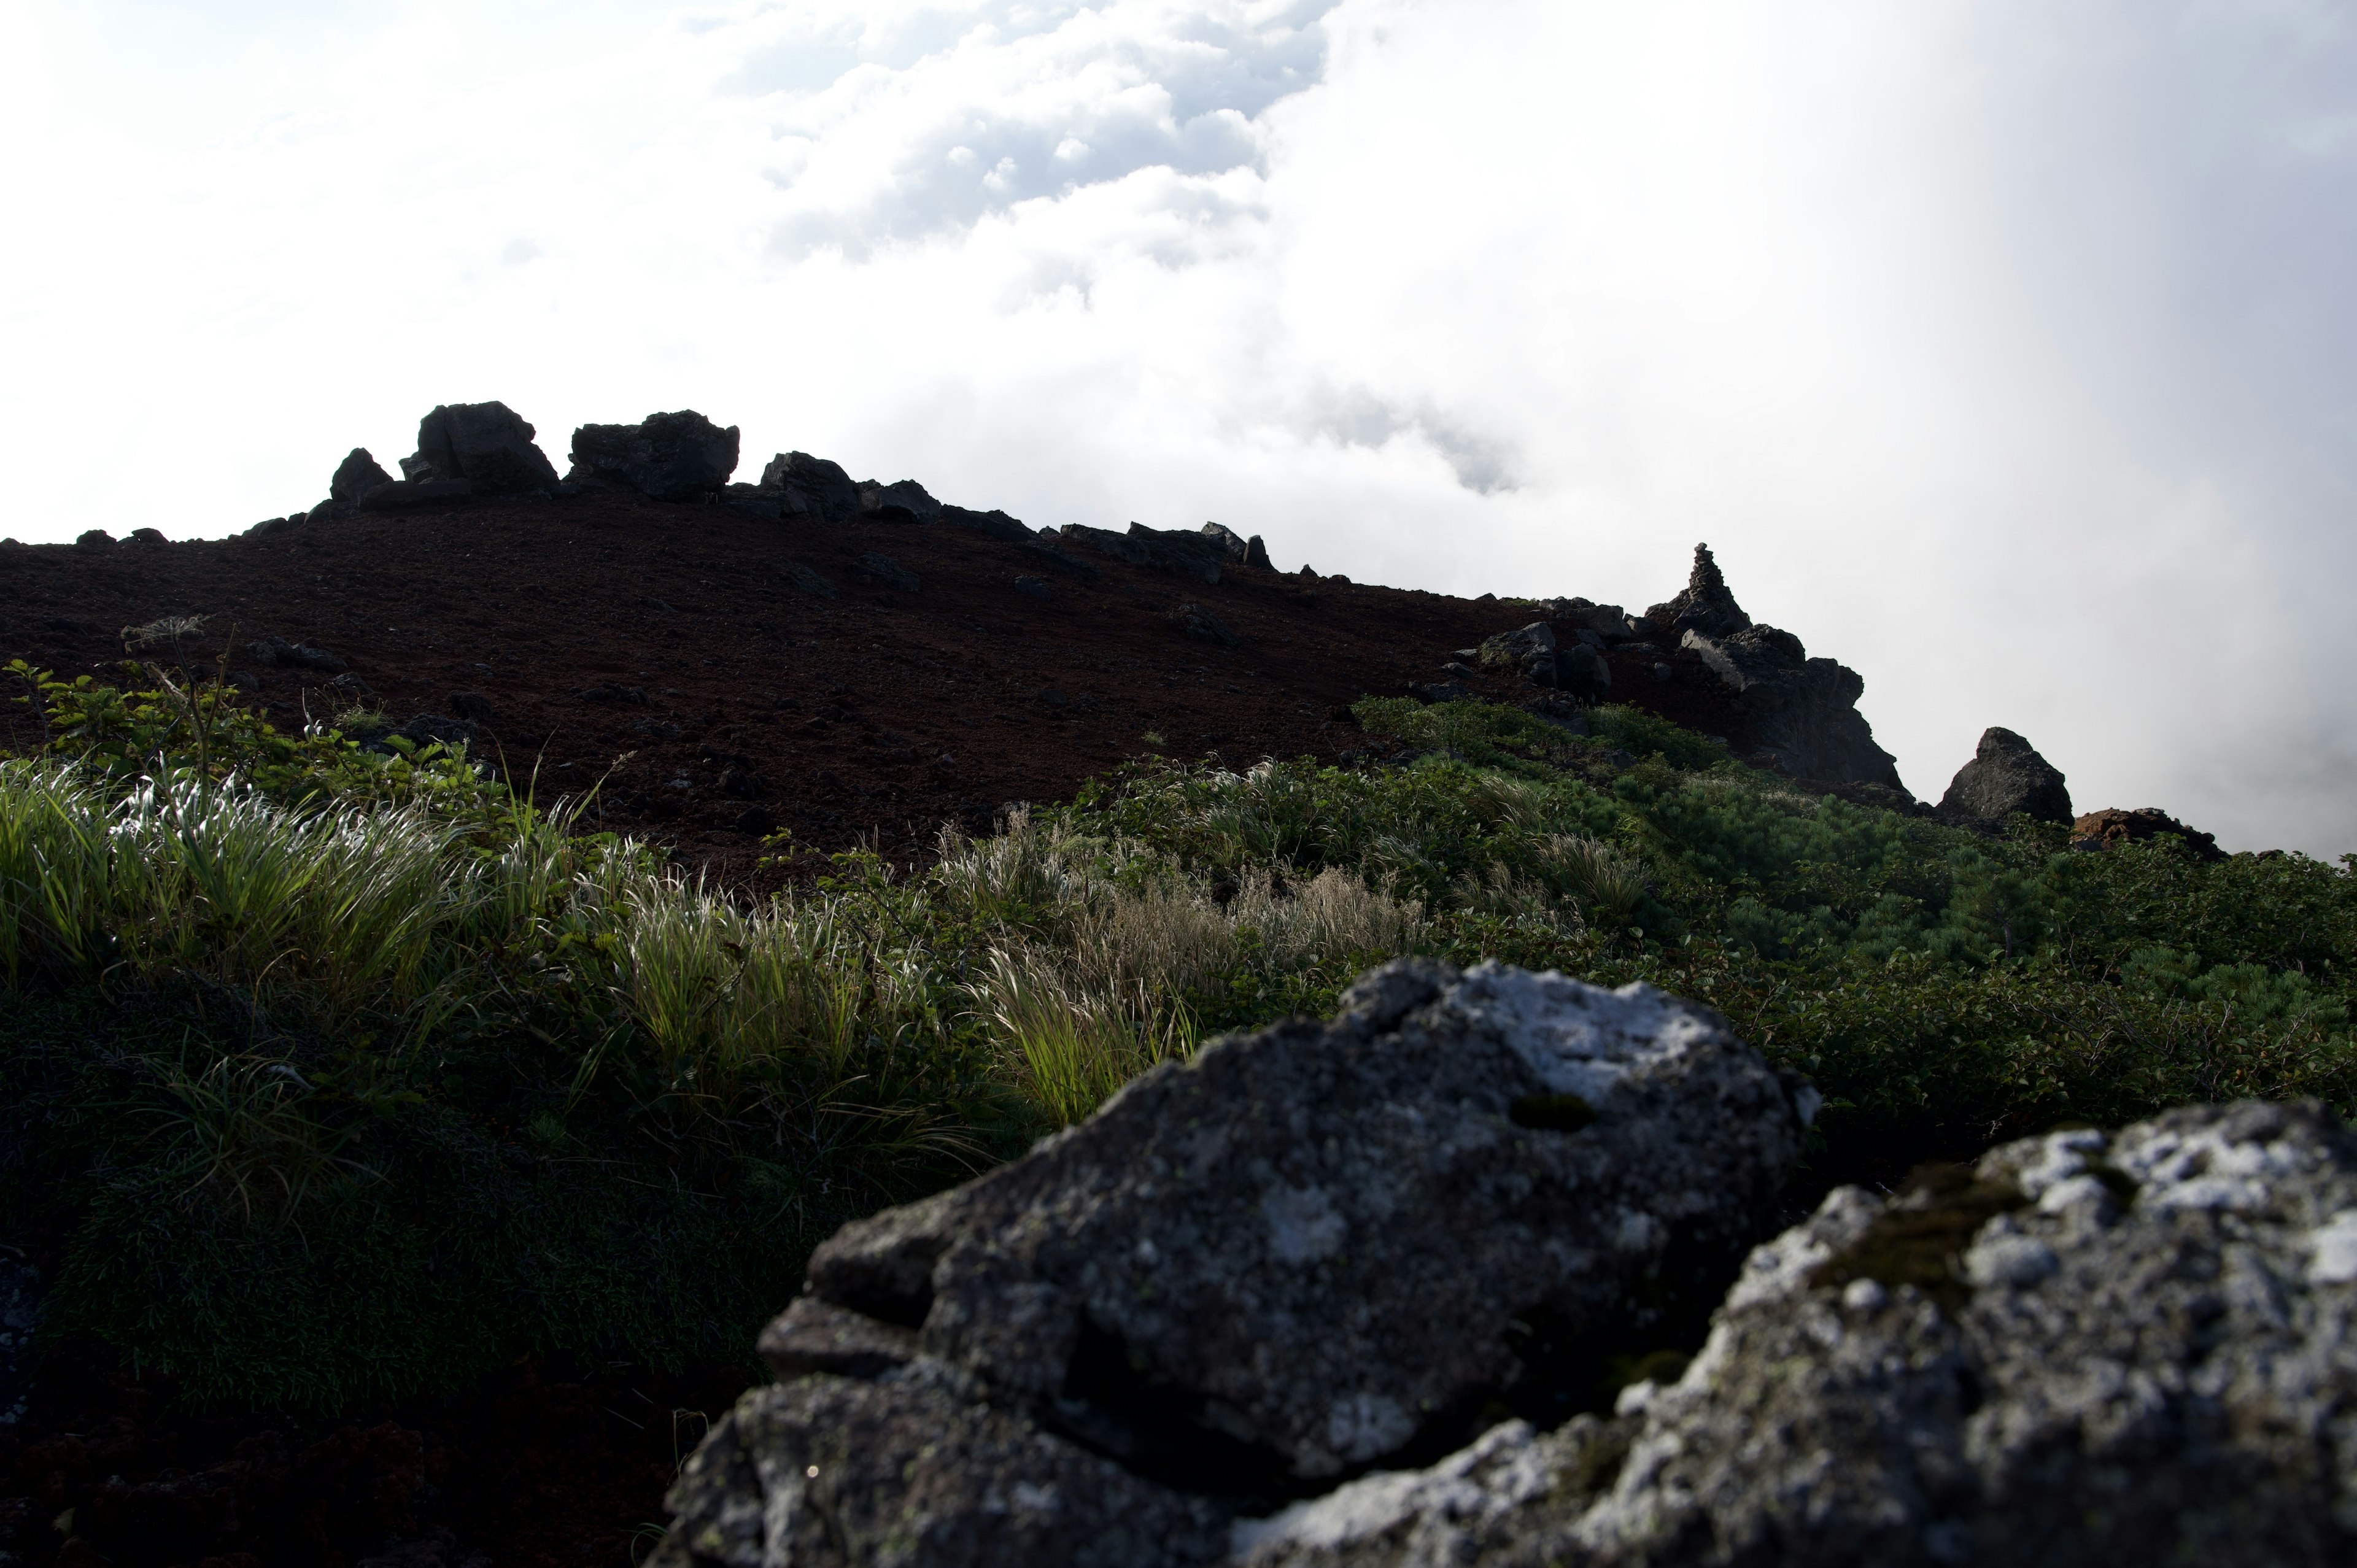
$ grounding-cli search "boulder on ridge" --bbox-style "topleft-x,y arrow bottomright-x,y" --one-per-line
409,402 -> 562,495
861,479 -> 943,521
1938,727 -> 2072,824
1238,1100 -> 2357,1568
757,451 -> 864,522
329,448 -> 395,504
654,960 -> 1813,1567
568,411 -> 740,501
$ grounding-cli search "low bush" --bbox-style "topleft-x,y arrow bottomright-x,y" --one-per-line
3,663 -> 2352,1413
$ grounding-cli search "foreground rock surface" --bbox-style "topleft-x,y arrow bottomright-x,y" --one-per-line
655,959 -> 1813,1566
1239,1099 -> 2357,1567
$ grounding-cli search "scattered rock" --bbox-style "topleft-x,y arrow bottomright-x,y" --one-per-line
1523,692 -> 1590,735
568,411 -> 740,501
1643,543 -> 1751,639
759,452 -> 864,522
633,718 -> 683,741
1938,727 -> 2072,824
247,636 -> 347,673
1199,523 -> 1274,571
1541,598 -> 1636,643
331,448 -> 395,504
656,960 -> 1813,1566
1440,661 -> 1479,681
2072,806 -> 2224,862
1409,680 -> 1470,703
124,527 -> 166,546
330,673 -> 375,702
75,529 -> 113,549
1014,576 -> 1052,601
1171,603 -> 1239,646
1476,622 -> 1555,673
225,670 -> 261,695
789,563 -> 838,600
857,552 -> 921,592
1274,1100 -> 2357,1567
861,479 -> 943,522
245,514 -> 304,538
390,715 -> 478,751
449,692 -> 496,725
409,403 -> 562,495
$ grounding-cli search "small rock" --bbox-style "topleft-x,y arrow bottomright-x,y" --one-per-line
75,528 -> 114,549
1440,661 -> 1479,680
126,527 -> 167,545
789,564 -> 838,600
857,552 -> 920,592
225,670 -> 260,695
575,684 -> 650,705
1556,643 -> 1612,699
1013,576 -> 1052,601
1476,622 -> 1555,670
247,636 -> 346,673
633,718 -> 683,741
1409,680 -> 1470,703
449,691 -> 496,725
245,514 -> 304,538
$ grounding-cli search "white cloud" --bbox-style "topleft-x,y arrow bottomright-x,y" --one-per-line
2,0 -> 2354,854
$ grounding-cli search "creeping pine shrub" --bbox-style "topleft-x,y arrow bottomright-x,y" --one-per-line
4,667 -> 2355,1411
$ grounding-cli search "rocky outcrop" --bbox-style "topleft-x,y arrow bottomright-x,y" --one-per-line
1939,728 -> 2072,825
1204,523 -> 1274,571
655,960 -> 1814,1567
1643,543 -> 1749,640
2073,806 -> 2224,862
408,403 -> 562,495
568,411 -> 740,501
1238,1099 -> 2357,1567
1059,523 -> 1229,583
1678,624 -> 1903,789
330,449 -> 395,504
862,479 -> 943,521
757,452 -> 865,521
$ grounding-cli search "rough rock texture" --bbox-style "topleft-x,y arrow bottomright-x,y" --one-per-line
656,960 -> 1813,1567
1238,1100 -> 2357,1567
568,411 -> 740,501
1939,727 -> 2072,824
942,504 -> 1034,543
1677,624 -> 1904,789
1477,622 -> 1556,678
759,451 -> 864,521
1544,599 -> 1637,643
409,403 -> 562,495
654,1364 -> 1234,1568
330,448 -> 395,504
2072,806 -> 2224,862
1643,545 -> 1751,640
1201,523 -> 1274,571
1172,603 -> 1240,646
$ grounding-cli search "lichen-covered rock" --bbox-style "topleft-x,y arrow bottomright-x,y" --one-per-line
1253,1100 -> 2357,1567
650,1364 -> 1233,1568
1939,727 -> 2072,824
568,411 -> 740,500
654,959 -> 1810,1567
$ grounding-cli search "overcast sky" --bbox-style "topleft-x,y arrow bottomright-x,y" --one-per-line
5,0 -> 2354,854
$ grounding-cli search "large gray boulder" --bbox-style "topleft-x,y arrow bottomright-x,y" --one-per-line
568,411 -> 740,500
1239,1099 -> 2357,1567
654,960 -> 1814,1567
408,402 -> 561,494
759,451 -> 865,520
1939,727 -> 2072,824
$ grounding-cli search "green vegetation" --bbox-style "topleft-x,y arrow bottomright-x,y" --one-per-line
4,664 -> 2353,1415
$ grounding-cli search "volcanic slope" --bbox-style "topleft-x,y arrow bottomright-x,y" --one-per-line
2,493 -> 1844,874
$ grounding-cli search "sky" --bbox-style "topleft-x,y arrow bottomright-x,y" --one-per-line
4,0 -> 2354,854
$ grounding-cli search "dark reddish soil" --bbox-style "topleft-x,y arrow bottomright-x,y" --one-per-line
0,494 -> 1777,1566
0,493 -> 1765,878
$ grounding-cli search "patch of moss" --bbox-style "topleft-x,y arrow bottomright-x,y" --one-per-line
1808,1162 -> 2027,1314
